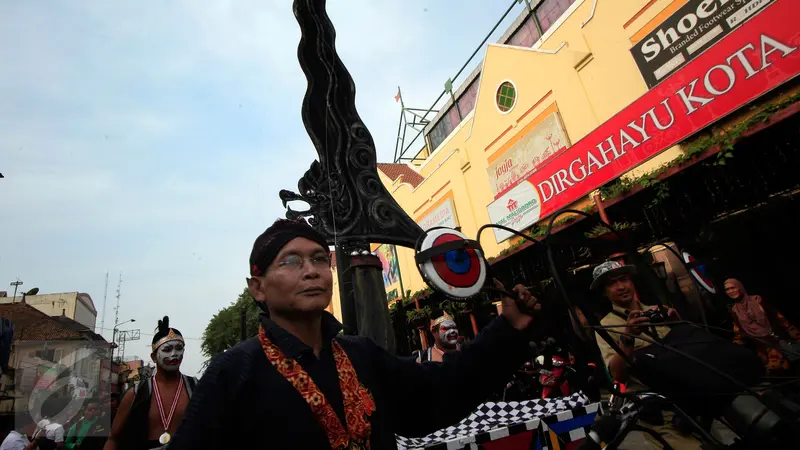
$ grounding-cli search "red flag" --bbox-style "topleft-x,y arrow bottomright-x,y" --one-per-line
394,87 -> 401,103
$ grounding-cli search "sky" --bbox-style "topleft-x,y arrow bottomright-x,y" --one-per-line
0,0 -> 527,376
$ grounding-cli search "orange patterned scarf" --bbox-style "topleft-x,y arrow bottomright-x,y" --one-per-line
258,325 -> 375,449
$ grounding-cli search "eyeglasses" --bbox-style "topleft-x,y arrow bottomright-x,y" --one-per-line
277,254 -> 332,270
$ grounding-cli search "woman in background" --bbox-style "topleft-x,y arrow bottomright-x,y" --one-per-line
725,278 -> 800,373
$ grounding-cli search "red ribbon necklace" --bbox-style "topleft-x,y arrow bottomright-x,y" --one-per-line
152,375 -> 184,444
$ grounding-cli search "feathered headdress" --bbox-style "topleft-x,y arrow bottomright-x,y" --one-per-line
151,316 -> 184,352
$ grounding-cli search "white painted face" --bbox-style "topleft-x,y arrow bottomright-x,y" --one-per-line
154,339 -> 184,372
437,319 -> 459,348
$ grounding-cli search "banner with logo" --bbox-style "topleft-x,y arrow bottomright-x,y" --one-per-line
417,198 -> 459,231
486,111 -> 569,198
631,0 -> 775,88
487,181 -> 542,242
494,0 -> 797,232
375,244 -> 400,287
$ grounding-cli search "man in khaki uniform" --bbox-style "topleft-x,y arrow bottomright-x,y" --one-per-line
591,261 -> 702,450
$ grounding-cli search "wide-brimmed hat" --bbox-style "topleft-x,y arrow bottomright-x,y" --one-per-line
590,260 -> 636,290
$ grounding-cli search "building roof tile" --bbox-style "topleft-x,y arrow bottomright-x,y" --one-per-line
377,163 -> 424,188
0,303 -> 85,341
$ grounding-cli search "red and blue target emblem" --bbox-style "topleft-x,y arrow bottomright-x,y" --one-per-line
418,228 -> 487,299
683,251 -> 716,294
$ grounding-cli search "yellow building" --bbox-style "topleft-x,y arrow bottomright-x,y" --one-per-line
1,291 -> 98,330
331,0 -> 799,316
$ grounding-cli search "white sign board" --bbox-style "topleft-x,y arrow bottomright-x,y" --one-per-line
486,181 -> 542,243
486,112 -> 570,198
417,198 -> 459,231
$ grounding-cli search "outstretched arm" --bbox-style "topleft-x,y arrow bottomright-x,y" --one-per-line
382,284 -> 539,437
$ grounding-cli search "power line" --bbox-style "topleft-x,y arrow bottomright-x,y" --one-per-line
94,325 -> 202,340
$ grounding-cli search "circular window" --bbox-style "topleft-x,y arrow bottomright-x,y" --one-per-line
496,81 -> 517,113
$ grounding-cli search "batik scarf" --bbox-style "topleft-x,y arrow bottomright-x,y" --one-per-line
258,325 -> 375,449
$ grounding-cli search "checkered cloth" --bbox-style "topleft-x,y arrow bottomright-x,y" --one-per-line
396,393 -> 592,449
539,403 -> 601,450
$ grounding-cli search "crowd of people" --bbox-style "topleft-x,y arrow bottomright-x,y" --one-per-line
3,219 -> 538,450
1,393 -> 118,450
3,219 -> 798,450
1,317 -> 195,450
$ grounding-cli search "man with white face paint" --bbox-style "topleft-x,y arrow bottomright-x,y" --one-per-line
417,314 -> 461,363
104,317 -> 197,450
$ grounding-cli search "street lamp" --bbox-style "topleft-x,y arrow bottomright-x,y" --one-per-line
105,318 -> 135,398
111,319 -> 136,362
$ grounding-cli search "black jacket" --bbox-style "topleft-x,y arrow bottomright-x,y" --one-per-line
170,312 -> 530,449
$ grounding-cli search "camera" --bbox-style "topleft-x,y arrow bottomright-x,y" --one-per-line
640,308 -> 667,324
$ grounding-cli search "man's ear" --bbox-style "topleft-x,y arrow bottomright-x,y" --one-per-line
247,277 -> 266,302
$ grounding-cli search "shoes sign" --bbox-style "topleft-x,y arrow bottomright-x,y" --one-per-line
631,0 -> 775,89
489,0 -> 798,237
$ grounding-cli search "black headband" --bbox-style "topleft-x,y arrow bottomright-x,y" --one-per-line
249,220 -> 329,276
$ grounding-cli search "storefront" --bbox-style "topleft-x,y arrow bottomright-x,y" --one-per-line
383,0 -> 798,350
486,0 -> 800,329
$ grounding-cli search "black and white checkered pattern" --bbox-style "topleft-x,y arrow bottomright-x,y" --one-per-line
540,402 -> 602,449
395,393 -> 590,450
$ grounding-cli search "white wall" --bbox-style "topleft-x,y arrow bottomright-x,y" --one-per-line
74,301 -> 96,330
2,292 -> 98,329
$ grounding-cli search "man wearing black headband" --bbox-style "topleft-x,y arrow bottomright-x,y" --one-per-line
170,219 -> 540,450
104,317 -> 197,450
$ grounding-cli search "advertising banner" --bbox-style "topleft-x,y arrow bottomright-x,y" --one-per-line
487,181 -> 542,242
490,0 -> 797,236
375,244 -> 400,287
417,198 -> 459,231
486,111 -> 569,198
631,0 -> 775,88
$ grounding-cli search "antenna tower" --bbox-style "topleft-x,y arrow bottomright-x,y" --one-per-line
100,272 -> 109,333
114,273 -> 122,332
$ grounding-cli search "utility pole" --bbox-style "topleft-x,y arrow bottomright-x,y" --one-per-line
109,273 -> 123,393
10,279 -> 22,303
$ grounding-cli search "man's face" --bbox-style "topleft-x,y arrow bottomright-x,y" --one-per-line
248,237 -> 333,317
152,339 -> 184,372
435,319 -> 459,349
83,402 -> 100,420
724,281 -> 741,300
604,275 -> 636,307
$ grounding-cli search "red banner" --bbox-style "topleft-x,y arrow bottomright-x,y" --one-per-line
519,0 -> 799,225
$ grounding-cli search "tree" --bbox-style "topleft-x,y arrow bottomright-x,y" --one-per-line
201,288 -> 261,366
